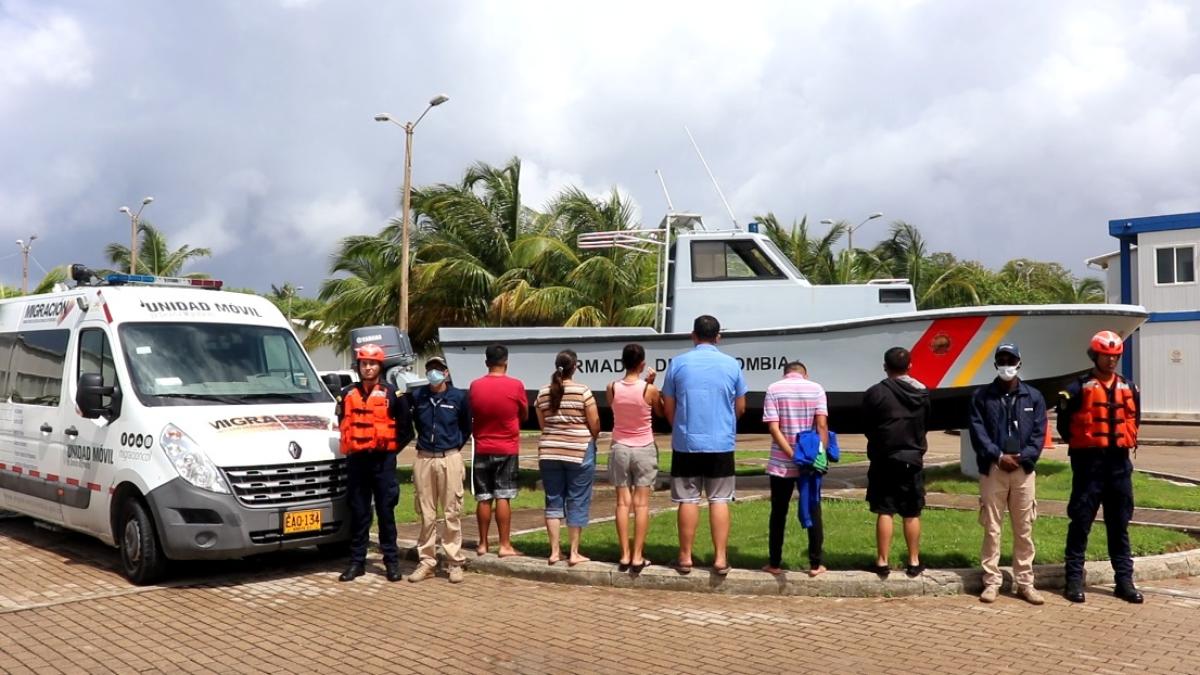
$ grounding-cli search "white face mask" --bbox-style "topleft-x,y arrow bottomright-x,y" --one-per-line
426,370 -> 447,385
996,365 -> 1020,382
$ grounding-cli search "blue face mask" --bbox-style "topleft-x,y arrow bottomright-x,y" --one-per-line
426,370 -> 447,385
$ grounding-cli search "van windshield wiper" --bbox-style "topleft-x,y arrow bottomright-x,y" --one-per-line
236,392 -> 318,402
150,392 -> 243,404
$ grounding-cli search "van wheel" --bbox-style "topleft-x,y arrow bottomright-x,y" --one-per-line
118,498 -> 167,585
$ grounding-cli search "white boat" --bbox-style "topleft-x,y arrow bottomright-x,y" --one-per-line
439,213 -> 1147,432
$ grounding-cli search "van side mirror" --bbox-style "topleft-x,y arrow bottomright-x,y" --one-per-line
321,373 -> 344,395
77,373 -> 118,420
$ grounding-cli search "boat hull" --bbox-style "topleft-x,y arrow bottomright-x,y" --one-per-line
439,305 -> 1147,433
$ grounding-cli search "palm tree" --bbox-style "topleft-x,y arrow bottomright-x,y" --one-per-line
310,230 -> 405,352
104,220 -> 211,277
405,157 -> 538,346
756,213 -> 847,283
313,158 -> 536,351
1056,277 -> 1106,304
32,265 -> 70,295
491,186 -> 657,328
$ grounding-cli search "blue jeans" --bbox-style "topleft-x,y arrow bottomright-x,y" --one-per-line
540,441 -> 596,527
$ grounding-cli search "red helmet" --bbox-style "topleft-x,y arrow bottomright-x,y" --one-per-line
1089,330 -> 1124,356
355,343 -> 386,363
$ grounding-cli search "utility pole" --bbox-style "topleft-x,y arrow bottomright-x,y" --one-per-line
15,234 -> 37,294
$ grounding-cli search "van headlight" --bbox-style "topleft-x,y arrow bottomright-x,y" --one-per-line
161,424 -> 230,494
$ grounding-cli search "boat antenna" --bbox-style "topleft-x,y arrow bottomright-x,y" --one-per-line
684,125 -> 738,229
654,169 -> 676,212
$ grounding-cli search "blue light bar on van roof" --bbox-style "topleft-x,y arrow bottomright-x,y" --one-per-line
104,273 -> 223,290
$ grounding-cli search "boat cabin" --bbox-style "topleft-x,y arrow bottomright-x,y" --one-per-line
657,214 -> 916,333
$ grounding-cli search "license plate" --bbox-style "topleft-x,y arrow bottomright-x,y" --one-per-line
283,509 -> 322,534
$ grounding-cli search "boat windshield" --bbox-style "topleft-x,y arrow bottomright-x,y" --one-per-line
118,322 -> 331,406
758,238 -> 808,282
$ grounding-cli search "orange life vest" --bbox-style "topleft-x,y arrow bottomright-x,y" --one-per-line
1067,375 -> 1138,449
339,384 -> 398,453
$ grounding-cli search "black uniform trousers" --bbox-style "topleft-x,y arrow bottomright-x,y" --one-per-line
1064,448 -> 1134,584
346,451 -> 399,565
768,475 -> 824,569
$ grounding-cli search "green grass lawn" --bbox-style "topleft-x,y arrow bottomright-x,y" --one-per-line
925,460 -> 1200,512
510,499 -> 1195,570
595,449 -> 866,476
391,465 -> 545,524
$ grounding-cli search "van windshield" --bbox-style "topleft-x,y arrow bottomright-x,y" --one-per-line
118,322 -> 332,406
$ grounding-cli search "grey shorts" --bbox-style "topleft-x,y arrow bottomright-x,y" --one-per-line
609,442 -> 658,488
670,451 -> 735,504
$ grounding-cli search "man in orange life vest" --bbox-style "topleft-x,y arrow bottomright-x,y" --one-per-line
336,343 -> 414,582
1057,330 -> 1143,604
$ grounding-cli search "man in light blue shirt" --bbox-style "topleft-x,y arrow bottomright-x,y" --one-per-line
662,315 -> 747,576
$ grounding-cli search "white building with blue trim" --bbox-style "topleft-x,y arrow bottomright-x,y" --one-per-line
1088,212 -> 1199,418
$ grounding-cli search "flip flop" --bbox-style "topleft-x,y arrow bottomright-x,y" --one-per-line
674,561 -> 693,575
713,564 -> 731,576
630,559 -> 651,574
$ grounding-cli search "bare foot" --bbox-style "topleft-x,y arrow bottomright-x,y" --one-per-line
497,546 -> 524,558
567,554 -> 591,567
547,555 -> 560,566
808,565 -> 827,577
475,546 -> 489,556
761,565 -> 785,575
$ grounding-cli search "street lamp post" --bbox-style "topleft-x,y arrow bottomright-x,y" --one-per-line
374,93 -> 450,333
15,234 -> 37,294
847,212 -> 884,252
118,196 -> 154,274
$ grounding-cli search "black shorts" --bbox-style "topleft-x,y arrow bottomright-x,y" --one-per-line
472,453 -> 520,501
866,459 -> 925,517
670,451 -> 736,478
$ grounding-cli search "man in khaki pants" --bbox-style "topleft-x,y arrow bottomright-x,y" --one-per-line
967,343 -> 1047,604
409,357 -> 472,583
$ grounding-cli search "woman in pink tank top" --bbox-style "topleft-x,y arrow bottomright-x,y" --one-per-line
605,343 -> 664,573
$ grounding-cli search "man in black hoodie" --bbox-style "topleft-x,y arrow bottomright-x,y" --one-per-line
862,347 -> 931,578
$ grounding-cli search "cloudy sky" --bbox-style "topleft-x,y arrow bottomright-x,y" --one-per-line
2,0 -> 1198,295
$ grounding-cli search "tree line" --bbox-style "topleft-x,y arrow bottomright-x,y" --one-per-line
7,157 -> 1104,354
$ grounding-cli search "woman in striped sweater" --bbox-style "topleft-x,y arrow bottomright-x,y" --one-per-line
536,350 -> 601,566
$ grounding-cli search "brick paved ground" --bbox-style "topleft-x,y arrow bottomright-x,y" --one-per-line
0,517 -> 1198,674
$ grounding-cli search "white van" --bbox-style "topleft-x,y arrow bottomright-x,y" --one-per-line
0,268 -> 349,583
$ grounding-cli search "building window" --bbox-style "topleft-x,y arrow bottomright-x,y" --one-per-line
1155,245 -> 1196,285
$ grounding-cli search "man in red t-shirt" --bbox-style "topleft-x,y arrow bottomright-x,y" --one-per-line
468,344 -> 529,557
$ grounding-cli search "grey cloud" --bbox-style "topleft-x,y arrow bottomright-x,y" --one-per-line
2,0 -> 1199,293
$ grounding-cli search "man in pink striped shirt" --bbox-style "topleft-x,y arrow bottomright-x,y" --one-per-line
761,362 -> 829,576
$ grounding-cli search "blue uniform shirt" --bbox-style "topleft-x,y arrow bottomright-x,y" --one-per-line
661,343 -> 747,453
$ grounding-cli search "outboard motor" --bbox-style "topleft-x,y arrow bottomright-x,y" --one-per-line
347,325 -> 425,392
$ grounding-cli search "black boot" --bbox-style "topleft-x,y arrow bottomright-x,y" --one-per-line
385,561 -> 403,582
1064,579 -> 1085,603
1114,580 -> 1144,604
338,562 -> 365,582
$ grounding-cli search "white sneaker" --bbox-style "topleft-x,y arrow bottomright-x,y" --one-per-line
1017,585 -> 1045,605
448,565 -> 465,584
406,564 -> 435,583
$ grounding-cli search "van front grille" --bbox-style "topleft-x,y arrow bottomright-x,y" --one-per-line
223,459 -> 346,507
